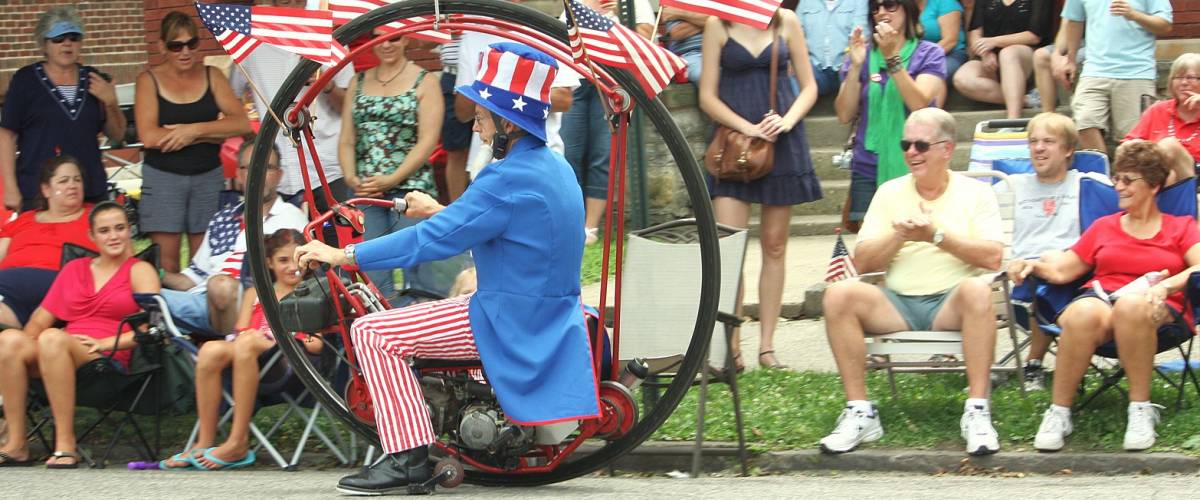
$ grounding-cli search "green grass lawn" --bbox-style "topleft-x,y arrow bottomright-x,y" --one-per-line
650,369 -> 1200,454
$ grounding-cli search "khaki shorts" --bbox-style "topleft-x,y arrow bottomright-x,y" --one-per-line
1071,77 -> 1156,139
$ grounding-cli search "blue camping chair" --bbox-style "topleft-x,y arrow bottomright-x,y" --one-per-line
992,150 -> 1110,178
1020,176 -> 1200,411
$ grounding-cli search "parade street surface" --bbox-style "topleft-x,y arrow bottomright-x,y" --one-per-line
3,470 -> 1200,499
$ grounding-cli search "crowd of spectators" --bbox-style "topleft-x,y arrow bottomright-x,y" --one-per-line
0,0 -> 1198,468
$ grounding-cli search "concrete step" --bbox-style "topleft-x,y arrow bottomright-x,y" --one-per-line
801,108 -> 1044,149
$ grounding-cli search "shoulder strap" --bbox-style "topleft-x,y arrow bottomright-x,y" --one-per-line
769,25 -> 779,114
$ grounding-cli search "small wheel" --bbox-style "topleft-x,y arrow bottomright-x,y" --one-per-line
344,377 -> 376,426
597,381 -> 638,440
434,458 -> 465,489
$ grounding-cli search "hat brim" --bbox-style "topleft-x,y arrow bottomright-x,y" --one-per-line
456,84 -> 549,143
45,23 -> 83,39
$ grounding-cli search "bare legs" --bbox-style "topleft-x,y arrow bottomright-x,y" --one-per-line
196,332 -> 274,469
1033,46 -> 1058,113
35,329 -> 103,466
1051,295 -> 1163,407
150,232 -> 206,273
952,46 -> 1035,119
822,277 -> 996,400
0,329 -> 38,462
206,275 -> 242,335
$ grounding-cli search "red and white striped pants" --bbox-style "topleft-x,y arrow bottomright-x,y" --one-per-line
351,293 -> 479,453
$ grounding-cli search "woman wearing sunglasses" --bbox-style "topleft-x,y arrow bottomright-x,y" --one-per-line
0,6 -> 126,213
1009,142 -> 1200,452
1122,53 -> 1200,182
835,0 -> 946,232
134,11 -> 250,274
698,8 -> 822,371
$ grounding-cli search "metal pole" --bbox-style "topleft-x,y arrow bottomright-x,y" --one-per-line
620,0 -> 650,230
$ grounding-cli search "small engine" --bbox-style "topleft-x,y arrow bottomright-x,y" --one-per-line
458,404 -> 533,453
420,375 -> 533,469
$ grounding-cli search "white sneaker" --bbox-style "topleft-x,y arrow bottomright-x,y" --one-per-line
819,405 -> 883,454
1033,408 -> 1072,452
1124,403 -> 1164,451
960,405 -> 1000,455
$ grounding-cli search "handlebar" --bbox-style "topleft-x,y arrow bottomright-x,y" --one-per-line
302,197 -> 408,243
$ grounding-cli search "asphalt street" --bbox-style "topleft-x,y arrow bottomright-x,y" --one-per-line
2,470 -> 1200,499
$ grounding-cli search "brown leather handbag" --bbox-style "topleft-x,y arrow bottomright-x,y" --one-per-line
705,29 -> 780,183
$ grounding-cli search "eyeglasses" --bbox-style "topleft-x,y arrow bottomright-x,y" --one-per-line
871,0 -> 901,12
48,33 -> 82,44
1112,174 -> 1145,186
165,37 -> 200,52
1172,75 -> 1200,83
899,139 -> 948,153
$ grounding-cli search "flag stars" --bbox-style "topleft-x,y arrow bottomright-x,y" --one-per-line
479,87 -> 492,100
512,96 -> 527,111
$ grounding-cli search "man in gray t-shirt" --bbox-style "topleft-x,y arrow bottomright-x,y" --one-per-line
993,112 -> 1108,391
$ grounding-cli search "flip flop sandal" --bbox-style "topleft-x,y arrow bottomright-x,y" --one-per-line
758,350 -> 789,370
0,450 -> 34,467
158,450 -> 199,470
196,449 -> 256,471
46,451 -> 79,469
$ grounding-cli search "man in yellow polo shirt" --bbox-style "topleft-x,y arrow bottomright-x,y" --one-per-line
818,108 -> 1005,457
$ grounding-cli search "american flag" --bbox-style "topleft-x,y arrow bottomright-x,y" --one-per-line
660,0 -> 783,30
563,0 -> 686,98
187,203 -> 244,282
327,0 -> 452,44
195,3 -> 346,66
214,29 -> 262,64
825,229 -> 858,283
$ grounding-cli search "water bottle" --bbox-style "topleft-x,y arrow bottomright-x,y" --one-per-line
1109,271 -> 1165,301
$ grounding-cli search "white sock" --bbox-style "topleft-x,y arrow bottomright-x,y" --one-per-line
965,398 -> 990,412
846,400 -> 874,414
1049,404 -> 1071,416
1129,401 -> 1153,410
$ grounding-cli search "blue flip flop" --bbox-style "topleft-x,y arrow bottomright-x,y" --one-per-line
158,450 -> 199,470
195,448 -> 256,471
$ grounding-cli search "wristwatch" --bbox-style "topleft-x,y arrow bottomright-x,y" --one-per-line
932,229 -> 946,246
344,243 -> 358,266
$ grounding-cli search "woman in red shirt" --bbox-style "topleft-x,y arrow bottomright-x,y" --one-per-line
0,203 -> 159,468
1009,142 -> 1200,453
0,156 -> 97,328
1123,53 -> 1200,182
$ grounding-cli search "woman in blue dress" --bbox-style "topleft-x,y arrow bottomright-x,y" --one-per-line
698,9 -> 822,370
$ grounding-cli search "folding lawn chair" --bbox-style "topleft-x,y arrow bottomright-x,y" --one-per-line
141,292 -> 352,471
968,119 -> 1031,173
1022,176 -> 1200,411
863,171 -> 1028,397
617,219 -> 750,477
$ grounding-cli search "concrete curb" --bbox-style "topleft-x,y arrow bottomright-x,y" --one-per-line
607,442 -> 1200,476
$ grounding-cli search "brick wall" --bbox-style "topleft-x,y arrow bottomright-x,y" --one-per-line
144,0 -> 252,68
0,0 -> 146,97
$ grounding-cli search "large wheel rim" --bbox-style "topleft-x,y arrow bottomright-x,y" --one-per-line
243,0 -> 720,486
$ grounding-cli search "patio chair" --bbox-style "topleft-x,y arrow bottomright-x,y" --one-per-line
617,218 -> 749,477
862,170 -> 1027,398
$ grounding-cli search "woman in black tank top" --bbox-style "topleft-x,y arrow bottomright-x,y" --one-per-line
134,11 -> 250,274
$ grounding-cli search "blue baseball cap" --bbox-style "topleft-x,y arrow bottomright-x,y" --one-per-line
45,21 -> 84,40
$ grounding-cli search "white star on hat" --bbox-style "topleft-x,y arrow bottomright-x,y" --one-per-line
512,96 -> 527,111
543,108 -> 549,119
479,88 -> 492,100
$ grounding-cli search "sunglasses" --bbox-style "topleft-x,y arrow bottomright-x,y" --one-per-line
48,33 -> 82,44
1112,174 -> 1144,186
165,37 -> 200,52
899,139 -> 948,153
871,0 -> 902,12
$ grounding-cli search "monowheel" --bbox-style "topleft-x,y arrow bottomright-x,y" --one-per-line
242,0 -> 720,487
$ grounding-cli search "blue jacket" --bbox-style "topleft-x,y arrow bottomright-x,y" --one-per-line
355,137 -> 601,425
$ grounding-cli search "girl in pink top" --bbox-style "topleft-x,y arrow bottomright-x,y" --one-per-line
161,229 -> 322,470
0,202 -> 160,468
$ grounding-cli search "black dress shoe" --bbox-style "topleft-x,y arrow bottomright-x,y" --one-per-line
337,446 -> 433,496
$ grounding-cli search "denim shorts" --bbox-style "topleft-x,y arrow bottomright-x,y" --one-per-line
882,287 -> 955,331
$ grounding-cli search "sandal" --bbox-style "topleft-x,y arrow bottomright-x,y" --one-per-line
758,350 -> 789,370
159,450 -> 200,470
0,450 -> 34,467
46,451 -> 79,469
192,448 -> 256,471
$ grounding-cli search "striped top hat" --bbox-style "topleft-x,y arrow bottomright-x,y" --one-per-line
456,42 -> 558,142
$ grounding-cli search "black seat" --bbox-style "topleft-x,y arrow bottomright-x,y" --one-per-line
412,358 -> 482,370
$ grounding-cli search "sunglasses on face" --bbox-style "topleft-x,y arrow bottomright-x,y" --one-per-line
165,37 -> 200,52
1173,75 -> 1200,83
900,139 -> 947,153
871,1 -> 901,12
48,33 -> 82,44
1112,174 -> 1145,186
